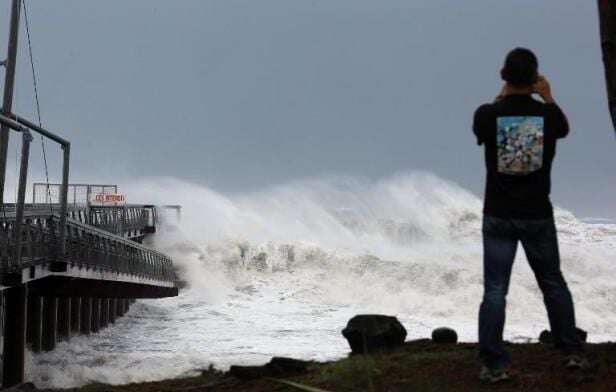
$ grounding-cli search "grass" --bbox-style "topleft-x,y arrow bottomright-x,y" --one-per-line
42,340 -> 616,392
314,355 -> 381,391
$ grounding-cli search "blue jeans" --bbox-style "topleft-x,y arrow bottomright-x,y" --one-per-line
478,215 -> 581,369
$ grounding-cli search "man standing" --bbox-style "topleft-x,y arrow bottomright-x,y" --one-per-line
473,47 -> 583,383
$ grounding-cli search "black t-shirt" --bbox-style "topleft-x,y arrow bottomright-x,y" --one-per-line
473,94 -> 569,219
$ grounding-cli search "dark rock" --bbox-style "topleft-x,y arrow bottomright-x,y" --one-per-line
431,327 -> 458,344
229,357 -> 312,380
539,330 -> 554,344
342,314 -> 407,354
229,365 -> 271,380
4,383 -> 37,391
539,328 -> 588,345
266,357 -> 312,374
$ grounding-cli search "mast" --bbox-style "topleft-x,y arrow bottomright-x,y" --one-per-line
598,0 -> 616,133
0,0 -> 22,204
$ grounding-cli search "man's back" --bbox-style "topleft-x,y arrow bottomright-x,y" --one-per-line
475,48 -> 583,383
473,94 -> 569,219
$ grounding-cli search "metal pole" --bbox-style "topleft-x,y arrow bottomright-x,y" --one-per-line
58,144 -> 70,256
8,113 -> 70,145
0,0 -> 22,206
13,131 -> 32,269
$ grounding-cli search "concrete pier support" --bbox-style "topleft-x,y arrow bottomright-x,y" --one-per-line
71,297 -> 81,334
2,286 -> 28,387
109,298 -> 117,323
27,295 -> 42,352
91,298 -> 101,333
101,298 -> 109,329
80,297 -> 92,335
57,297 -> 71,341
42,297 -> 58,352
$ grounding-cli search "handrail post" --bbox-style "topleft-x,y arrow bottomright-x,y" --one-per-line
86,185 -> 91,224
58,143 -> 70,256
13,130 -> 32,269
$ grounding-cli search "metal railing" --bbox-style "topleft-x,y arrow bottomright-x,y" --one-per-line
2,203 -> 156,239
0,211 -> 175,282
61,215 -> 174,281
0,113 -> 175,285
0,112 -> 70,265
88,205 -> 152,237
32,183 -> 118,205
0,213 -> 54,270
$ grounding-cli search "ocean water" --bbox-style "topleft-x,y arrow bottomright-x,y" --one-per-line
27,172 -> 616,388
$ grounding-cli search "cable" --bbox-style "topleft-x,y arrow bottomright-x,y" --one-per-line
22,0 -> 53,209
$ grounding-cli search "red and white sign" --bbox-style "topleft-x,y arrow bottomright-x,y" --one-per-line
91,193 -> 126,205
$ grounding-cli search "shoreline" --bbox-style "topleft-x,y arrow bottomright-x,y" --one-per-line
35,339 -> 616,392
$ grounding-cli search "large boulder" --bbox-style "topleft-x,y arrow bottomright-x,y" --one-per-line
431,327 -> 458,344
538,328 -> 588,345
341,314 -> 407,354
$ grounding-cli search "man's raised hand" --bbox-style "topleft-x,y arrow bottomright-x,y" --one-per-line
533,75 -> 555,104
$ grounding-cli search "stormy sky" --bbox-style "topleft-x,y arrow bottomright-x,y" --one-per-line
1,0 -> 615,219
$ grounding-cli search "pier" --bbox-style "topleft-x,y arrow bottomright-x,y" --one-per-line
0,180 -> 179,387
0,0 -> 179,387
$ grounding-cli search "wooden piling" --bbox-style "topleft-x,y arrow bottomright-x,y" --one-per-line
101,298 -> 109,329
71,297 -> 81,334
2,286 -> 28,387
117,298 -> 125,317
26,295 -> 42,352
57,297 -> 71,341
109,298 -> 117,323
91,298 -> 101,333
42,296 -> 58,351
80,297 -> 92,335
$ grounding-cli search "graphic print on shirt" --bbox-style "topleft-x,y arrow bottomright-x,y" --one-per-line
496,116 -> 544,175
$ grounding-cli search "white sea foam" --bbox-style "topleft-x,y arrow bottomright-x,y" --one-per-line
27,172 -> 616,388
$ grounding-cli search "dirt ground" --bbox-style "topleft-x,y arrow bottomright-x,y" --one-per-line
42,340 -> 616,392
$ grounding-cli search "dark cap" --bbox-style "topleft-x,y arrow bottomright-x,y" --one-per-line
501,47 -> 538,87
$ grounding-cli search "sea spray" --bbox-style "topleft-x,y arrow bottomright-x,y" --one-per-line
27,172 -> 616,388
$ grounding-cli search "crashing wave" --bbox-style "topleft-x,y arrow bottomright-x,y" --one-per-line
27,172 -> 616,389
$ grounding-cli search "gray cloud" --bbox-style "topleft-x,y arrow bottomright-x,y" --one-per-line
1,0 -> 614,218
